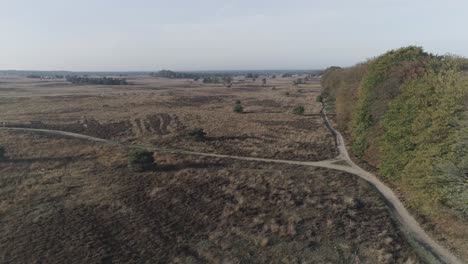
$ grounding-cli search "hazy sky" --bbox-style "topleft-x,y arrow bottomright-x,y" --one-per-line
1,0 -> 467,71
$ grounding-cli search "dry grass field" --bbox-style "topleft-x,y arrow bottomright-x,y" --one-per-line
0,131 -> 420,263
0,76 -> 335,161
0,76 -> 421,263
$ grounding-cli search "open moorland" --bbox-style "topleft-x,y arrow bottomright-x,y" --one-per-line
0,75 -> 424,263
0,76 -> 336,161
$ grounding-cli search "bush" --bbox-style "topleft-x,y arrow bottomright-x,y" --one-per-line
293,78 -> 304,86
316,95 -> 323,103
235,100 -> 241,104
128,150 -> 155,172
0,146 -> 5,161
293,106 -> 305,115
188,128 -> 207,141
233,103 -> 244,113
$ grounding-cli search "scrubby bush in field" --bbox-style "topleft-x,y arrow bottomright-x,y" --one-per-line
292,106 -> 305,115
128,150 -> 155,172
316,95 -> 323,103
188,128 -> 207,141
293,78 -> 304,86
0,146 -> 5,161
233,103 -> 244,113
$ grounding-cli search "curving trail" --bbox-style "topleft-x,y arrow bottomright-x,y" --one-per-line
0,123 -> 463,264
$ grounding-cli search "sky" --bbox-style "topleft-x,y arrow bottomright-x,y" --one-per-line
0,0 -> 467,71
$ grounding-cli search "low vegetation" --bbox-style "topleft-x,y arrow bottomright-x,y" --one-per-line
0,145 -> 5,161
233,102 -> 244,113
187,128 -> 207,141
128,150 -> 155,172
293,106 -> 305,115
320,46 -> 468,218
293,78 -> 304,86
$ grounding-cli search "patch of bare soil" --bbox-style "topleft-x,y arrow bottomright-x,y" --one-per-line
0,133 -> 421,264
133,114 -> 186,136
4,113 -> 186,140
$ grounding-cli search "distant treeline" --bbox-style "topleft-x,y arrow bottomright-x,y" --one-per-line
150,70 -> 237,81
150,69 -> 322,80
150,70 -> 236,85
65,76 -> 128,85
320,46 -> 468,218
151,70 -> 199,79
27,74 -> 64,79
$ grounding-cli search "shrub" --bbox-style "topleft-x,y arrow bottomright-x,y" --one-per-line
316,95 -> 323,103
128,150 -> 155,172
235,100 -> 241,104
0,146 -> 5,161
292,106 -> 305,115
293,78 -> 304,86
233,103 -> 244,113
188,128 -> 207,141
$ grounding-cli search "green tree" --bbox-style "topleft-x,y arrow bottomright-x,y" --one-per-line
351,46 -> 429,158
380,58 -> 468,216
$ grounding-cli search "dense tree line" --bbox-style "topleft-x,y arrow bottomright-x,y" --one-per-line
27,74 -> 64,79
151,70 -> 199,79
202,77 -> 221,83
320,46 -> 468,218
151,70 -> 235,85
65,76 -> 128,85
245,73 -> 259,79
150,70 -> 318,82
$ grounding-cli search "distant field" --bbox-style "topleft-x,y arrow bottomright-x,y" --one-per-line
0,76 -> 335,161
0,76 -> 421,263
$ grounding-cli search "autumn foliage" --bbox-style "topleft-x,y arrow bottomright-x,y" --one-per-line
320,46 -> 468,217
